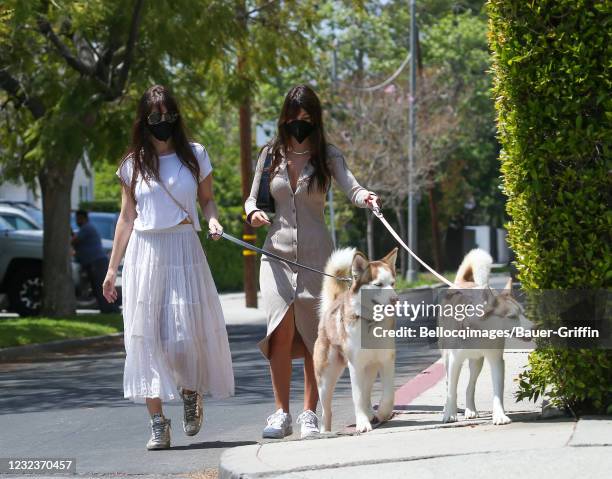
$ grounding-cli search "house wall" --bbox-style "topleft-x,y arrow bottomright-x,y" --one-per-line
0,153 -> 94,209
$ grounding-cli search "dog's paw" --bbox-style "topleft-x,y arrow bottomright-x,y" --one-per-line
492,413 -> 512,425
464,407 -> 479,419
376,403 -> 394,423
442,411 -> 457,423
355,416 -> 373,433
376,409 -> 393,423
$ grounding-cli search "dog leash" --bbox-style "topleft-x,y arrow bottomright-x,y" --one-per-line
159,176 -> 350,282
210,231 -> 352,282
372,206 -> 456,288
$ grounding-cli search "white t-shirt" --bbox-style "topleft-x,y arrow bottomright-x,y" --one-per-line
116,142 -> 213,231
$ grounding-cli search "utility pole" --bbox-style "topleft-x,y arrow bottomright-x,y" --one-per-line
329,40 -> 339,247
406,0 -> 418,282
239,2 -> 257,308
239,94 -> 257,308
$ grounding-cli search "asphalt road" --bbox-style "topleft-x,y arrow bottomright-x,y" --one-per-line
0,322 -> 440,477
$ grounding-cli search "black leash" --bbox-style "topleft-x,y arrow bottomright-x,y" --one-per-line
209,231 -> 352,283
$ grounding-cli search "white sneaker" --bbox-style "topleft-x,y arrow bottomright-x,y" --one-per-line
179,388 -> 203,436
296,410 -> 320,438
146,413 -> 171,450
262,408 -> 293,439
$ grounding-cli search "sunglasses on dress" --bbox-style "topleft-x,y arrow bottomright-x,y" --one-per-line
147,111 -> 179,125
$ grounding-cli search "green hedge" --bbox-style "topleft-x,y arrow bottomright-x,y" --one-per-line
79,200 -> 121,212
488,0 -> 611,414
201,228 -> 252,292
198,207 -> 267,292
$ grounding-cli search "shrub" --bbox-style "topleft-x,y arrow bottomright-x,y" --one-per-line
487,0 -> 611,414
198,206 -> 267,292
79,200 -> 120,212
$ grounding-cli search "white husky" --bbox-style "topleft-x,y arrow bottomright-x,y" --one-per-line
441,248 -> 527,425
314,247 -> 399,433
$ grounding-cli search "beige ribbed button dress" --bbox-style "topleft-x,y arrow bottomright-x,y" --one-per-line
245,144 -> 370,359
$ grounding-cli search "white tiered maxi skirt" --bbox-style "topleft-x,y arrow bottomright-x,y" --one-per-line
121,223 -> 234,403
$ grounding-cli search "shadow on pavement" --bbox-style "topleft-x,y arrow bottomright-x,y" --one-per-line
169,440 -> 258,450
394,404 -> 444,412
0,324 -> 439,415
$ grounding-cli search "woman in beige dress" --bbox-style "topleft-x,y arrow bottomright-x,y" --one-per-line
245,84 -> 379,439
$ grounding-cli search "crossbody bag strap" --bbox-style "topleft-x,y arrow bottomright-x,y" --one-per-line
157,178 -> 198,233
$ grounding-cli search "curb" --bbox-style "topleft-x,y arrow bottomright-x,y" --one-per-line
0,332 -> 124,362
219,357 -> 449,479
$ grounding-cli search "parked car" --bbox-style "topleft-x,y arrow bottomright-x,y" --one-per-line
0,204 -> 41,231
0,200 -> 118,243
0,199 -> 43,227
0,206 -> 121,315
0,215 -> 80,315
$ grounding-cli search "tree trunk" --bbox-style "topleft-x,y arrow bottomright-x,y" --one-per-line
428,185 -> 442,272
395,206 -> 407,276
39,160 -> 78,317
366,211 -> 374,260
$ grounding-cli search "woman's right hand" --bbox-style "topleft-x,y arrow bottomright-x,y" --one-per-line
249,211 -> 271,227
102,270 -> 118,303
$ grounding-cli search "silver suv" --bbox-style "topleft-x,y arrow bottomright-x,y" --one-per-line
0,205 -> 120,315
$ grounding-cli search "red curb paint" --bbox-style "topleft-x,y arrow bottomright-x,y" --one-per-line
394,361 -> 446,406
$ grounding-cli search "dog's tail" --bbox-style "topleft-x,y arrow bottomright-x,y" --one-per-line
319,247 -> 356,316
455,248 -> 493,287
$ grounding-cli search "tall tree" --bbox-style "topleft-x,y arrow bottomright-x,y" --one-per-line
307,1 -> 500,270
0,0 -> 322,316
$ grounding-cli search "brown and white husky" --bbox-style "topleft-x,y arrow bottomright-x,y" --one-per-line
314,247 -> 399,433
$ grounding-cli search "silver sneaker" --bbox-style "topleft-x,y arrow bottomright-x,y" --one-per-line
179,388 -> 203,436
296,410 -> 320,438
146,413 -> 171,450
262,408 -> 293,439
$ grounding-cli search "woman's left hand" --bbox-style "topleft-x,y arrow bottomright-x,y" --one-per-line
365,192 -> 381,210
208,219 -> 223,240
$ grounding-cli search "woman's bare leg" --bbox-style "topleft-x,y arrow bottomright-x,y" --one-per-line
303,346 -> 319,412
146,398 -> 163,416
269,305 -> 295,412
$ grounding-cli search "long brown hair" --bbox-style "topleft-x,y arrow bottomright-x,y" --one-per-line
268,84 -> 331,193
119,85 -> 199,199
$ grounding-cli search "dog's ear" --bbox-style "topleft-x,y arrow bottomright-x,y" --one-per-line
381,247 -> 399,270
499,277 -> 513,297
483,287 -> 497,315
352,251 -> 369,281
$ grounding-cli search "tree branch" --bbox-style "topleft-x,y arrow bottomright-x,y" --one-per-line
243,0 -> 278,19
36,15 -> 119,98
0,69 -> 45,119
37,17 -> 96,77
113,0 -> 145,97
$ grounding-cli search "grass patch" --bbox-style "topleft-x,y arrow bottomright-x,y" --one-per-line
0,314 -> 123,348
396,272 -> 455,290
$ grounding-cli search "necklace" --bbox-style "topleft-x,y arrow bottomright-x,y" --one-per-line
288,148 -> 311,156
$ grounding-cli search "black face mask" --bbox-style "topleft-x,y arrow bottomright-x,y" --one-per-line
285,119 -> 314,144
147,121 -> 174,142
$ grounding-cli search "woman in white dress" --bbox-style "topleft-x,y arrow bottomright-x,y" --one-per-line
102,84 -> 234,450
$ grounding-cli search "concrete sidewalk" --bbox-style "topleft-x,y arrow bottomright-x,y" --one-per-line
219,351 -> 612,478
219,292 -> 267,325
